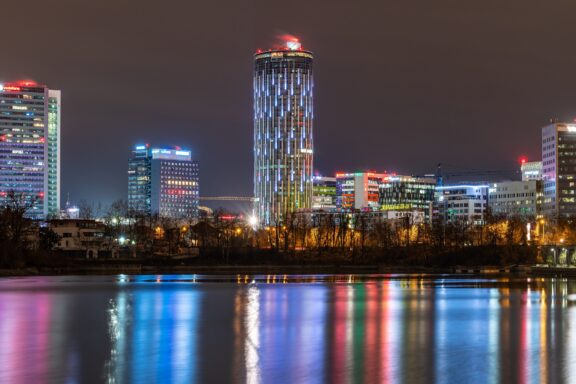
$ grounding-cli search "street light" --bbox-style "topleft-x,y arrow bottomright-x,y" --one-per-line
248,215 -> 258,229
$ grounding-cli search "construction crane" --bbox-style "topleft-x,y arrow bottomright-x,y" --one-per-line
434,163 -> 520,186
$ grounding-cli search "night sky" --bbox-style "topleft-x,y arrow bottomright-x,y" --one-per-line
3,0 -> 576,207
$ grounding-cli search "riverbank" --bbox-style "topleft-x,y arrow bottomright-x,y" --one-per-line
2,263 -> 570,278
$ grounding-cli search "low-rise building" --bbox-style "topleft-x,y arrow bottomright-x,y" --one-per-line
312,176 -> 337,210
49,219 -> 114,258
379,175 -> 436,222
435,184 -> 489,225
336,172 -> 386,211
488,180 -> 541,218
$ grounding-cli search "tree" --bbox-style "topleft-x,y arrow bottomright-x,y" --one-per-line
78,199 -> 93,220
39,227 -> 60,251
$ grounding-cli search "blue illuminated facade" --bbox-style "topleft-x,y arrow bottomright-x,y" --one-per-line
253,40 -> 314,225
128,145 -> 199,218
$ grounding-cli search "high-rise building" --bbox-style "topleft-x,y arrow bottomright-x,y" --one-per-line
253,37 -> 314,225
336,172 -> 386,211
521,160 -> 542,181
128,145 -> 199,218
47,90 -> 61,217
542,122 -> 576,220
312,176 -> 336,210
0,81 -> 61,219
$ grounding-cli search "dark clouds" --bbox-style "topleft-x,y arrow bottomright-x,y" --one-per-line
3,0 -> 576,206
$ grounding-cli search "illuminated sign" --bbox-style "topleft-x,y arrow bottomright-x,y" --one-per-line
567,125 -> 576,132
135,145 -> 146,150
3,86 -> 20,91
12,105 -> 27,110
0,84 -> 3,91
286,41 -> 301,50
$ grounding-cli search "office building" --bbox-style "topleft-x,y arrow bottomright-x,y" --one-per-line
0,81 -> 61,219
379,175 -> 436,220
253,37 -> 314,225
435,184 -> 489,225
336,172 -> 386,211
312,176 -> 336,210
488,180 -> 541,218
542,122 -> 576,220
128,145 -> 199,218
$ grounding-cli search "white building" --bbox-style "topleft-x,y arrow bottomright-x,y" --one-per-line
50,219 -> 114,258
381,210 -> 425,225
435,185 -> 489,225
488,180 -> 540,218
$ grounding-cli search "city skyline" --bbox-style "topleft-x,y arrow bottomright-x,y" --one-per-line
3,0 -> 576,206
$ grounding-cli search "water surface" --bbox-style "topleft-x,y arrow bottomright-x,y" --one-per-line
0,274 -> 575,383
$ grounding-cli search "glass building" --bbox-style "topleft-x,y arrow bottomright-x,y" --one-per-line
128,145 -> 199,219
0,81 -> 61,219
253,38 -> 314,225
312,176 -> 336,210
379,175 -> 436,220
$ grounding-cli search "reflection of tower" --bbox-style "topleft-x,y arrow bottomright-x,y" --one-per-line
245,285 -> 261,383
253,37 -> 314,225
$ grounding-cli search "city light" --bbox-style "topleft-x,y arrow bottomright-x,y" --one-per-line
248,215 -> 258,228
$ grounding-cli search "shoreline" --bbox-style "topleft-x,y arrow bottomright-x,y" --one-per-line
1,264 -> 575,278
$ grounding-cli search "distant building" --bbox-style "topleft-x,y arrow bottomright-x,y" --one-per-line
312,176 -> 336,210
253,38 -> 314,225
542,122 -> 576,220
488,180 -> 541,218
128,145 -> 199,218
521,160 -> 542,181
336,172 -> 386,211
50,219 -> 111,259
0,81 -> 61,219
379,210 -> 426,226
379,175 -> 436,221
435,184 -> 489,225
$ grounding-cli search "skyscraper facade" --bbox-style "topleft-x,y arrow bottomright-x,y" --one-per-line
47,90 -> 61,217
128,145 -> 199,218
542,122 -> 576,220
0,81 -> 60,219
253,38 -> 314,225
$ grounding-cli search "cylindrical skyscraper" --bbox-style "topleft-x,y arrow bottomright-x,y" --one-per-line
253,37 -> 314,225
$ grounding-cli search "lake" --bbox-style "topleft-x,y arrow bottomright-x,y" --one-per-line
0,274 -> 575,383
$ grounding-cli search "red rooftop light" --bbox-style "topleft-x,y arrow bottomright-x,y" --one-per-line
17,80 -> 37,87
